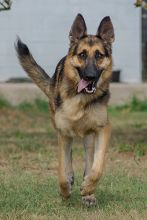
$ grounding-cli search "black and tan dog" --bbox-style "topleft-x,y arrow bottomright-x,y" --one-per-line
15,14 -> 115,207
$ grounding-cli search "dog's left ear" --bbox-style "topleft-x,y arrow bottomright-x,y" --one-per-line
96,16 -> 115,43
69,14 -> 87,44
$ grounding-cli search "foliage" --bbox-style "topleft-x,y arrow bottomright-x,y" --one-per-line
109,96 -> 147,113
134,0 -> 147,9
0,0 -> 12,11
0,97 -> 11,108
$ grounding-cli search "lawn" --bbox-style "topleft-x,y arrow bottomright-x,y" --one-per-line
0,98 -> 146,220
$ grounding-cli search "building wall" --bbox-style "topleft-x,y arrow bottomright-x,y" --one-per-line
0,0 -> 141,82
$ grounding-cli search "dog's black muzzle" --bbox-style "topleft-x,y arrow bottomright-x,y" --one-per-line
82,62 -> 102,82
77,62 -> 103,94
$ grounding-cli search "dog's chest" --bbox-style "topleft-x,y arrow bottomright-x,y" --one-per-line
54,96 -> 107,137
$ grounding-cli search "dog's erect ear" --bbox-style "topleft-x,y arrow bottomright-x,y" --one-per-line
96,16 -> 114,43
69,14 -> 87,44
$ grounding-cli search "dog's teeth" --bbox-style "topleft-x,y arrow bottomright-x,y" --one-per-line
85,86 -> 96,94
85,87 -> 96,94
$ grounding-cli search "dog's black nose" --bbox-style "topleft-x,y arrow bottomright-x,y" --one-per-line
85,75 -> 97,81
83,61 -> 98,81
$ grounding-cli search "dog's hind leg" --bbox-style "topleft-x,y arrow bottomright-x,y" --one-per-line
81,123 -> 111,207
58,134 -> 74,198
83,134 -> 95,178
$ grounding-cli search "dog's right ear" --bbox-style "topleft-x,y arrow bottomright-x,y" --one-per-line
69,14 -> 87,44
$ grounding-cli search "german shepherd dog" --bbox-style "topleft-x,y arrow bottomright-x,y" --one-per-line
15,14 -> 114,207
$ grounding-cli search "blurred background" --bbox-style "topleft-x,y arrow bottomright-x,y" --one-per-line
0,0 -> 145,83
0,1 -> 147,218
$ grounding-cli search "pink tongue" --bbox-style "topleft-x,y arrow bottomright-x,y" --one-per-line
77,79 -> 91,93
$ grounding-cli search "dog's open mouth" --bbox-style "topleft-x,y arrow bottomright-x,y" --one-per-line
77,79 -> 96,94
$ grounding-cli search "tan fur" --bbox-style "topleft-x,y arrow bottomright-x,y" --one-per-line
54,96 -> 108,137
16,14 -> 115,207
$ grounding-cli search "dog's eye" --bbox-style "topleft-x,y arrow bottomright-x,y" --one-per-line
78,51 -> 87,60
95,50 -> 104,60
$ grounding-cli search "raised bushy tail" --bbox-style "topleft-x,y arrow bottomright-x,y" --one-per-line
15,38 -> 51,98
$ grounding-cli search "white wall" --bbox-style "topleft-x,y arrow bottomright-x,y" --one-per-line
0,0 -> 141,82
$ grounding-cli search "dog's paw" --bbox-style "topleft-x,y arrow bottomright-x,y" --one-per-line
82,194 -> 96,207
80,176 -> 96,196
59,181 -> 71,199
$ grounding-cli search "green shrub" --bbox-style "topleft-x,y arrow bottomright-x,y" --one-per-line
109,96 -> 147,113
0,97 -> 11,108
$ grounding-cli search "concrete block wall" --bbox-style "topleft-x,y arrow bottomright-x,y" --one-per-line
0,0 -> 141,82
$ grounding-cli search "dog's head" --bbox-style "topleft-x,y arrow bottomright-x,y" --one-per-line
65,14 -> 115,94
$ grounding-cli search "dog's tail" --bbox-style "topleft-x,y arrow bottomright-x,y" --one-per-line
15,38 -> 51,98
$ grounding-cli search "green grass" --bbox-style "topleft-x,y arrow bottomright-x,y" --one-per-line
0,97 -> 147,219
0,172 -> 146,219
118,143 -> 146,157
107,96 -> 147,156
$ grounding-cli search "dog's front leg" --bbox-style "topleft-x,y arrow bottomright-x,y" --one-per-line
58,133 -> 73,198
81,123 -> 111,207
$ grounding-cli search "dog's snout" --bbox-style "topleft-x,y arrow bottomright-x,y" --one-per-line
85,75 -> 97,81
83,62 -> 98,81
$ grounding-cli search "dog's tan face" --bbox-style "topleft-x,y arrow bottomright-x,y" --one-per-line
66,14 -> 114,94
